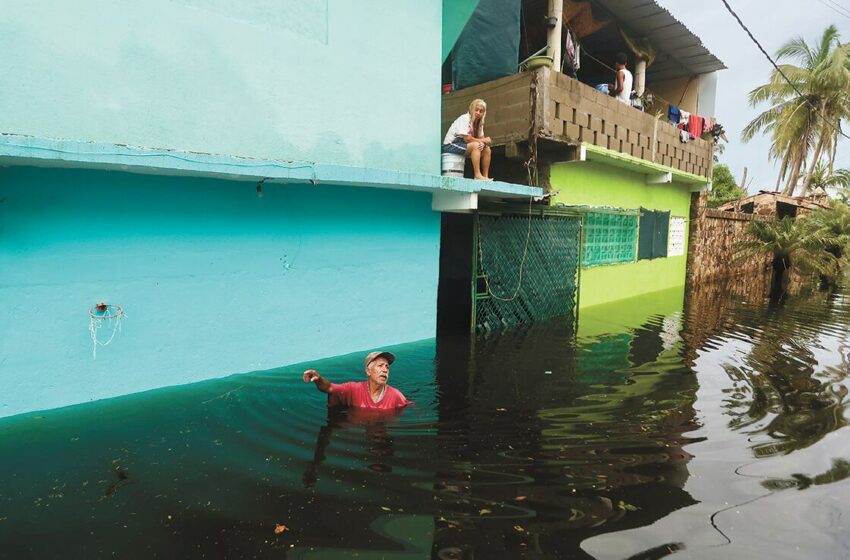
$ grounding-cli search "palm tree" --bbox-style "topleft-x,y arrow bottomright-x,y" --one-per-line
802,203 -> 850,261
802,161 -> 850,194
734,216 -> 839,296
743,26 -> 850,195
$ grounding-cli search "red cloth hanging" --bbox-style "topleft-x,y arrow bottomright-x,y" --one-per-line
688,115 -> 705,139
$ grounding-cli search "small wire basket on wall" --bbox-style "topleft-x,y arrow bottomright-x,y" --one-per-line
88,302 -> 125,359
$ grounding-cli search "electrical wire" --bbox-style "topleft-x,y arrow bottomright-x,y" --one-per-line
818,0 -> 850,20
827,0 -> 850,15
718,0 -> 850,142
477,195 -> 534,302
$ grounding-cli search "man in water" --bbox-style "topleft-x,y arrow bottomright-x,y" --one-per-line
302,351 -> 411,409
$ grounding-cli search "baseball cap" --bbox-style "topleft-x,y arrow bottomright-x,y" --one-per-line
365,351 -> 395,368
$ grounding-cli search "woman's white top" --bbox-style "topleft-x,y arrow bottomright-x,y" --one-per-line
443,113 -> 483,144
617,68 -> 633,104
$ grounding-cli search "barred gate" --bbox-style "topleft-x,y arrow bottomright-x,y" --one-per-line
475,212 -> 581,332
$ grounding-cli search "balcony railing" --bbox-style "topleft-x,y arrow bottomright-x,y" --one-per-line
442,67 -> 713,180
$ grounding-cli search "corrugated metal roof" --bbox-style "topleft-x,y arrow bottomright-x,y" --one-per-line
588,0 -> 726,80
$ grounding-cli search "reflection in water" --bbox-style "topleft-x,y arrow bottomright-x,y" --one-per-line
2,278 -> 850,558
303,408 -> 403,487
430,316 -> 700,558
686,278 -> 850,457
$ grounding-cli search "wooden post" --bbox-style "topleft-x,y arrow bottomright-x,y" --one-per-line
547,0 -> 563,70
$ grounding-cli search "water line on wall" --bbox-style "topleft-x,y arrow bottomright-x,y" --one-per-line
4,143 -> 317,172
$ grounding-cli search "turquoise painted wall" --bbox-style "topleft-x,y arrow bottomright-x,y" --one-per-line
0,167 -> 441,419
550,161 -> 692,309
0,0 -> 441,174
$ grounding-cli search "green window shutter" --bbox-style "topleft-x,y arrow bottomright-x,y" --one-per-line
653,211 -> 670,258
638,209 -> 670,260
638,208 -> 655,260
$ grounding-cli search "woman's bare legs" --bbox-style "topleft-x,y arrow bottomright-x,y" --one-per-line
465,141 -> 486,180
482,145 -> 492,179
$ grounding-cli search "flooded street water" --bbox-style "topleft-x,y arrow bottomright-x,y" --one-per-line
2,278 -> 850,559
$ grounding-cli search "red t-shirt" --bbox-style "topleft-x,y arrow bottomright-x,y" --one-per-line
328,382 -> 411,410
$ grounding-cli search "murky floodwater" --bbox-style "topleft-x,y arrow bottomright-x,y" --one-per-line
2,278 -> 850,559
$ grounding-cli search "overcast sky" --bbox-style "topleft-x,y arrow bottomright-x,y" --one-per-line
654,0 -> 850,191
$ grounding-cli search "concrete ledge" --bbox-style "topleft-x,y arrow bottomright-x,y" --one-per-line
0,133 -> 542,200
580,142 -> 710,188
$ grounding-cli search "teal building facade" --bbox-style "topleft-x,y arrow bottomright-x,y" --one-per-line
0,0 -> 538,418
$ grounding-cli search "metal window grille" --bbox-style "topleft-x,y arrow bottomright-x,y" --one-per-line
581,212 -> 638,267
475,213 -> 581,332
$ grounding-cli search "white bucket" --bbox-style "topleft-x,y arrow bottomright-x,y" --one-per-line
441,152 -> 465,177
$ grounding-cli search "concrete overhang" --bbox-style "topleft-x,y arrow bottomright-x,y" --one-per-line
0,134 -> 542,212
579,142 -> 710,192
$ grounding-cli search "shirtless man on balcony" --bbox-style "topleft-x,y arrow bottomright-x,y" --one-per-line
442,98 -> 493,181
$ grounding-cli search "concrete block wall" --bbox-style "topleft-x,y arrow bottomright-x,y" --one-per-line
441,72 -> 534,145
544,70 -> 712,178
442,69 -> 713,178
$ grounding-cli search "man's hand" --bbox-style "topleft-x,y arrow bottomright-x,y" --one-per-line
303,369 -> 332,393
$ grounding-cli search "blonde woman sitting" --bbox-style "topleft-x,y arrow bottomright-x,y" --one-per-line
442,98 -> 493,181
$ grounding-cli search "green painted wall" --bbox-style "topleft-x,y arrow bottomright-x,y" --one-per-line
550,161 -> 692,309
577,285 -> 685,340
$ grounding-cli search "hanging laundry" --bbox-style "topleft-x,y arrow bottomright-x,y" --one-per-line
688,114 -> 705,139
668,105 -> 681,124
679,110 -> 690,128
563,29 -> 581,72
680,129 -> 690,143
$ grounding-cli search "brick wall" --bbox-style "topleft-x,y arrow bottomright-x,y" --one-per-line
687,193 -> 772,284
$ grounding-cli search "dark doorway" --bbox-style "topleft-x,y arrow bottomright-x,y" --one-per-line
437,213 -> 475,334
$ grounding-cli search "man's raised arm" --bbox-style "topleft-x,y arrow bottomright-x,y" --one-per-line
302,369 -> 333,393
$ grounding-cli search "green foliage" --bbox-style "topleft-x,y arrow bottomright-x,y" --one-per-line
734,204 -> 850,286
803,162 -> 850,192
708,164 -> 746,207
742,25 -> 850,194
803,203 -> 850,259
